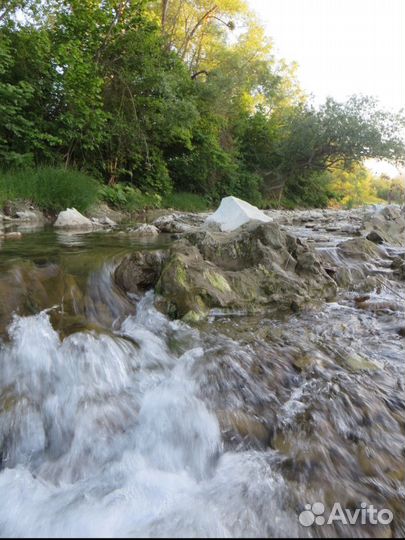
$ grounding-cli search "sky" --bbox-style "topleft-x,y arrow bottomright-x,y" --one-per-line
248,0 -> 405,177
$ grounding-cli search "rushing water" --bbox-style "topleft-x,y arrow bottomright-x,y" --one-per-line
0,224 -> 404,538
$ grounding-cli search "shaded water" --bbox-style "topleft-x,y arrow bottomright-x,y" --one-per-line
0,225 -> 404,538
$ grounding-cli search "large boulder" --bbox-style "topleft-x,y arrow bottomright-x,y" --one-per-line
205,196 -> 272,232
116,221 -> 337,322
54,208 -> 93,229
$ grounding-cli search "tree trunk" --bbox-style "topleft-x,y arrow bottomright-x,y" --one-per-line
180,5 -> 218,62
161,0 -> 169,31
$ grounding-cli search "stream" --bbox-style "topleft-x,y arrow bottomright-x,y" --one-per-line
0,216 -> 404,538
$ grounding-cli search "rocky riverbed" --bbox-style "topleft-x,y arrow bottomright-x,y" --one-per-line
0,203 -> 404,538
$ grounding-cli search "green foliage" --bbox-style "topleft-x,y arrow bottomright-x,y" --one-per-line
0,167 -> 100,212
99,184 -> 162,212
327,165 -> 382,208
372,176 -> 405,204
0,0 -> 404,210
162,192 -> 210,212
0,33 -> 37,166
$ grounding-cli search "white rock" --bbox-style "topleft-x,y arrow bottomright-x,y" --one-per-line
54,208 -> 93,229
205,196 -> 272,232
131,224 -> 160,237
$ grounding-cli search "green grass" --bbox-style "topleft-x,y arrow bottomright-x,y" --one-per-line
0,167 -> 100,213
162,192 -> 210,212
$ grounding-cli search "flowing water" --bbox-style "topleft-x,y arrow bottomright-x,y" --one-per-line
0,223 -> 404,538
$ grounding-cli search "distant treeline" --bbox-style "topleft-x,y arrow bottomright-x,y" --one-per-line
1,0 -> 404,208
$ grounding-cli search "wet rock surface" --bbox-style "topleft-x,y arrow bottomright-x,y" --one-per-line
115,205 -> 405,322
115,221 -> 338,321
362,205 -> 405,247
115,250 -> 167,297
1,204 -> 405,538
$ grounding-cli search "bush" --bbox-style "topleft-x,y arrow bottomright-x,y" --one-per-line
99,183 -> 162,212
0,167 -> 100,213
162,192 -> 210,212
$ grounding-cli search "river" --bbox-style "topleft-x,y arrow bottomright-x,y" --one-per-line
0,215 -> 404,538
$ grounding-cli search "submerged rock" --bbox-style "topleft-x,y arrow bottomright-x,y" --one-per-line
54,208 -> 93,229
391,255 -> 405,281
205,196 -> 272,232
344,353 -> 381,371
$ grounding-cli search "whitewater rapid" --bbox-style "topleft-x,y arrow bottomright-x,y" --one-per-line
0,293 -> 296,537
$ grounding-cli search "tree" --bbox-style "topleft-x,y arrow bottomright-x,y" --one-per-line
254,96 -> 405,202
0,29 -> 46,166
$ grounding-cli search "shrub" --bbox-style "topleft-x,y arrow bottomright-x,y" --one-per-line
162,192 -> 210,212
0,167 -> 100,213
99,183 -> 162,212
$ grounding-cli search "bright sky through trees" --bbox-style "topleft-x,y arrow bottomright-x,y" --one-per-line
249,0 -> 404,176
249,0 -> 404,111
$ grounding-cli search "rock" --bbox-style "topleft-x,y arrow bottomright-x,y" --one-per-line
398,327 -> 405,337
345,353 -> 381,371
354,295 -> 371,304
87,202 -> 125,224
391,255 -> 405,280
356,299 -> 405,313
362,205 -> 405,247
292,355 -> 316,372
131,224 -> 160,237
15,210 -> 44,223
341,224 -> 360,235
115,251 -> 167,295
90,216 -> 117,228
337,237 -> 385,261
217,410 -> 270,448
153,222 -> 336,321
155,242 -> 237,320
4,232 -> 22,240
152,214 -> 195,234
54,208 -> 93,229
98,216 -> 116,227
205,196 -> 272,232
0,262 -> 64,333
366,230 -> 385,244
